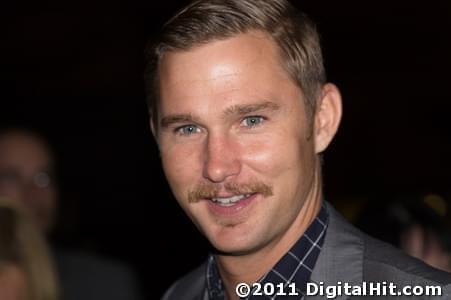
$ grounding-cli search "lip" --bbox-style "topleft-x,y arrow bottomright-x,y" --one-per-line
206,193 -> 258,217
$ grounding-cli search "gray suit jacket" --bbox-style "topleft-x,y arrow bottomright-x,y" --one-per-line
162,202 -> 451,299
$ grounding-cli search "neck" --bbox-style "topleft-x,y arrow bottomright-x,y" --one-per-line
216,166 -> 323,300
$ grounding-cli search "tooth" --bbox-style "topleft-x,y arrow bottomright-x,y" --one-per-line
212,194 -> 247,205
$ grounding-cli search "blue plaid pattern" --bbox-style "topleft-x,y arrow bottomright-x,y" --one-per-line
206,205 -> 328,299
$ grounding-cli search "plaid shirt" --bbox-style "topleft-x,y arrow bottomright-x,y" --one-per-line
206,205 -> 328,299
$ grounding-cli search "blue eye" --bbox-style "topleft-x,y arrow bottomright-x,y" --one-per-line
242,116 -> 264,127
176,125 -> 200,135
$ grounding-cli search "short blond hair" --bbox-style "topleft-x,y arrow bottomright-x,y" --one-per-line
145,0 -> 326,129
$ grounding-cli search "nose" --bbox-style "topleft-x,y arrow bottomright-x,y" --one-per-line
202,133 -> 241,183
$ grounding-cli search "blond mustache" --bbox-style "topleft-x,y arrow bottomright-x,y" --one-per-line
188,181 -> 273,203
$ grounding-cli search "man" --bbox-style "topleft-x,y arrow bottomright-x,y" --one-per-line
0,128 -> 143,300
146,0 -> 451,299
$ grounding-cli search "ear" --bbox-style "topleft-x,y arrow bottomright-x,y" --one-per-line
150,118 -> 160,149
150,117 -> 157,138
313,83 -> 342,153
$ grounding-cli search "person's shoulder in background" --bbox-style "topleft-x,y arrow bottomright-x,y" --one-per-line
53,247 -> 143,300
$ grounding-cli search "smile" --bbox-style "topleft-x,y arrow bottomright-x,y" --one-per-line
206,192 -> 259,217
211,193 -> 253,206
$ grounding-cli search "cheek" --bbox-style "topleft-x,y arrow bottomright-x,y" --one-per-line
241,130 -> 308,178
161,142 -> 202,191
0,185 -> 23,204
36,188 -> 57,209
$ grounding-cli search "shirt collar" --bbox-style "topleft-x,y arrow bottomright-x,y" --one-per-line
206,204 -> 329,299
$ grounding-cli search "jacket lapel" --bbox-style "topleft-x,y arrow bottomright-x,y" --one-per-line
307,202 -> 364,299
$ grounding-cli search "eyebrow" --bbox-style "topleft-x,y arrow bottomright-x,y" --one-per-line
223,101 -> 280,117
159,101 -> 281,128
160,114 -> 195,128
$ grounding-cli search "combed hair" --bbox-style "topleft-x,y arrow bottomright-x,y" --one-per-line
145,0 -> 326,129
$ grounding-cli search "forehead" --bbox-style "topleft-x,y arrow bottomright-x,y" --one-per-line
0,133 -> 52,172
158,31 -> 297,112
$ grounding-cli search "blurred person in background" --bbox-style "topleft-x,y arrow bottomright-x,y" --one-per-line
0,127 -> 143,300
0,198 -> 59,300
356,195 -> 451,273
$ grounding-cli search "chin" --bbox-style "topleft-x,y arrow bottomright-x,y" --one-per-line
208,232 -> 262,256
195,211 -> 264,254
212,244 -> 252,256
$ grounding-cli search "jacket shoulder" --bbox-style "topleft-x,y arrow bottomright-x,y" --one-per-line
363,233 -> 451,285
161,263 -> 207,300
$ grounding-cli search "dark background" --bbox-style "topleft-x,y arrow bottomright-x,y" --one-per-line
2,1 -> 451,298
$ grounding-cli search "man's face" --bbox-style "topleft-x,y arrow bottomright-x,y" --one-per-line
0,133 -> 57,233
156,31 -> 320,254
